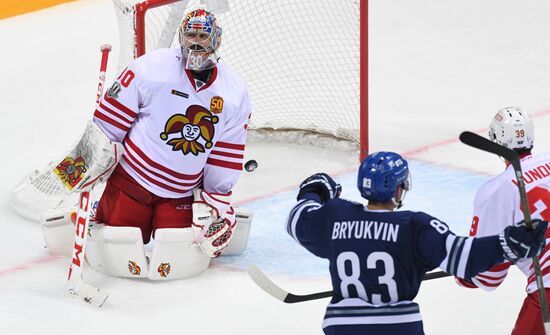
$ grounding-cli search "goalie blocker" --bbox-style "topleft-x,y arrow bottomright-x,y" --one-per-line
9,120 -> 122,221
41,206 -> 252,280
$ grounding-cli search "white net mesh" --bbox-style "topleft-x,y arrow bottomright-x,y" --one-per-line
113,0 -> 137,69
112,0 -> 361,146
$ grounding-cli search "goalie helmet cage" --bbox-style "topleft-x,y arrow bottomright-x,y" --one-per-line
113,0 -> 369,160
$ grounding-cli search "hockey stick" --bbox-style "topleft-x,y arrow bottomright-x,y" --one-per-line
96,44 -> 111,105
247,265 -> 450,304
459,131 -> 550,333
66,44 -> 112,308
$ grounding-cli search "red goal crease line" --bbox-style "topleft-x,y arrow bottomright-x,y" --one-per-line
0,255 -> 63,277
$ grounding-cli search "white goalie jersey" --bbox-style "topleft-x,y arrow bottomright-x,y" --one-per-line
94,48 -> 252,198
461,153 -> 550,293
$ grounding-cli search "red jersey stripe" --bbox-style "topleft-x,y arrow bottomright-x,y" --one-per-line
206,157 -> 243,171
125,138 -> 203,180
103,93 -> 138,118
99,101 -> 134,124
475,277 -> 504,287
477,272 -> 507,281
527,251 -> 550,283
529,244 -> 550,271
215,141 -> 245,151
94,110 -> 130,132
210,150 -> 244,159
124,148 -> 202,187
527,264 -> 550,285
122,157 -> 200,194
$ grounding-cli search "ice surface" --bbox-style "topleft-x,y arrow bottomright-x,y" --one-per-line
2,0 -> 550,334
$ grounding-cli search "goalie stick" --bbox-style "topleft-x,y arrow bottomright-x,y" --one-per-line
66,44 -> 112,308
459,131 -> 550,334
247,265 -> 450,304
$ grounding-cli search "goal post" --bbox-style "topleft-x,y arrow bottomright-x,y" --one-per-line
360,0 -> 368,161
114,0 -> 369,159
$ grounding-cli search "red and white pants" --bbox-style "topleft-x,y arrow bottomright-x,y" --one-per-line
512,288 -> 550,335
95,165 -> 194,244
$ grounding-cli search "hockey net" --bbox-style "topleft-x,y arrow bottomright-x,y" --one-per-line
113,0 -> 365,150
10,0 -> 366,221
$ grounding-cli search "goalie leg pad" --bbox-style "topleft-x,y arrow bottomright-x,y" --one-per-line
41,206 -> 78,256
147,228 -> 211,280
85,222 -> 149,278
221,207 -> 253,256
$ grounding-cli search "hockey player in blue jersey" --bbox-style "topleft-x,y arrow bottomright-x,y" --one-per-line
287,151 -> 547,335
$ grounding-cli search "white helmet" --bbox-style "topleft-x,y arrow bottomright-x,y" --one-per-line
488,107 -> 534,150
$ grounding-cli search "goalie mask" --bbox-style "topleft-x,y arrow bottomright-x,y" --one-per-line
357,151 -> 411,209
489,107 -> 534,150
179,9 -> 222,71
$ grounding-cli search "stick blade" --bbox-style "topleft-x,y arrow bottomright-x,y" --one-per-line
459,131 -> 518,162
68,280 -> 109,308
247,265 -> 289,302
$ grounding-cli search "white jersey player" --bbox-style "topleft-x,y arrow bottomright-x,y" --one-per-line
456,107 -> 550,335
92,8 -> 252,257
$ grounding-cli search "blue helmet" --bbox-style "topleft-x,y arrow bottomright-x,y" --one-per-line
357,151 -> 411,204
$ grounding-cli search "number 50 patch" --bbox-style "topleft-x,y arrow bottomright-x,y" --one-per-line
210,96 -> 224,114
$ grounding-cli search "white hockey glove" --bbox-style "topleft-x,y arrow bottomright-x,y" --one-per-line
192,189 -> 236,258
54,120 -> 123,192
499,219 -> 548,262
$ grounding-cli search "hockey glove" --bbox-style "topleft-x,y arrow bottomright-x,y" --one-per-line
499,219 -> 548,262
54,120 -> 123,192
192,189 -> 236,258
297,173 -> 342,203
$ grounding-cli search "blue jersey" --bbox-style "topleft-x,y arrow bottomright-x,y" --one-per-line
286,194 -> 504,333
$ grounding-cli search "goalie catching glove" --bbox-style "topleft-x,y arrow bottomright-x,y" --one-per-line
499,219 -> 548,262
192,189 -> 236,257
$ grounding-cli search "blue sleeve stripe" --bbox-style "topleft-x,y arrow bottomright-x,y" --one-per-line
286,199 -> 307,237
448,236 -> 466,275
440,235 -> 475,278
439,235 -> 452,271
286,200 -> 321,242
456,237 -> 474,278
286,199 -> 314,237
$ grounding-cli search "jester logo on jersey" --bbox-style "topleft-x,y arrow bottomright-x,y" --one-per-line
54,156 -> 88,190
128,260 -> 141,276
158,262 -> 171,278
160,105 -> 218,156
